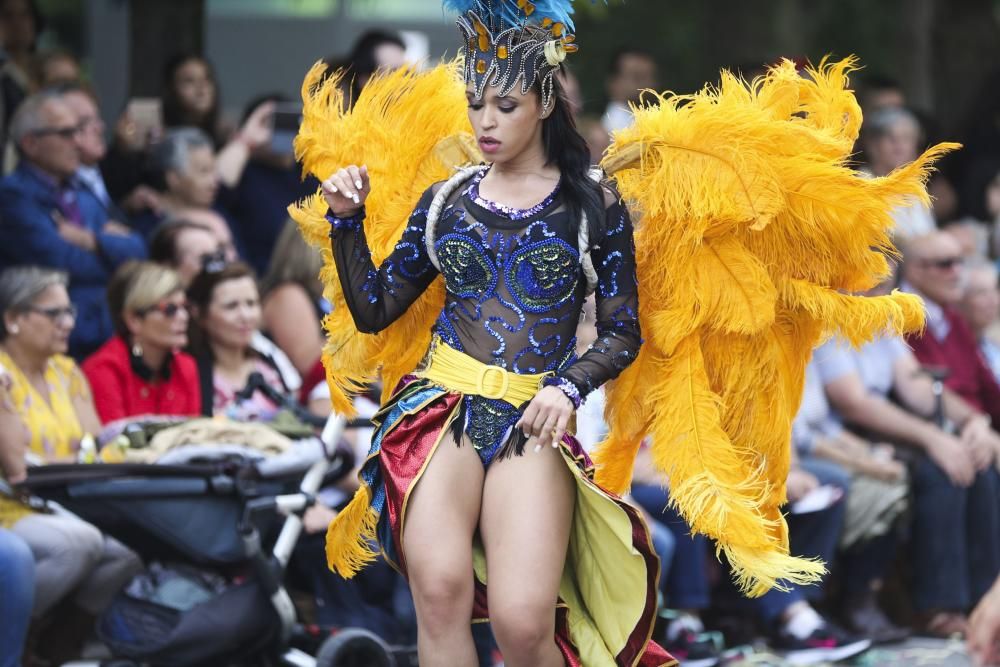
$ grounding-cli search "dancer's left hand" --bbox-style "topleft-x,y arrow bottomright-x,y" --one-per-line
517,386 -> 574,453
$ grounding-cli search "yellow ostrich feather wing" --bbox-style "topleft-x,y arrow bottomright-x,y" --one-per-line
288,61 -> 479,415
595,57 -> 958,596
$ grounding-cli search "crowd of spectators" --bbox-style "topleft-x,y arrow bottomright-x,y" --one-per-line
0,11 -> 409,663
0,0 -> 999,664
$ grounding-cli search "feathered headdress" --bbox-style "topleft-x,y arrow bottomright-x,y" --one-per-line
443,0 -> 580,108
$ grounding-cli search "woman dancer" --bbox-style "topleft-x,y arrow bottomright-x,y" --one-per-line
298,3 -> 954,665
319,4 -> 671,666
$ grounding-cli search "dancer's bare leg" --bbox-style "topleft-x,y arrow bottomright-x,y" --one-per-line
480,442 -> 575,667
402,432 -> 485,667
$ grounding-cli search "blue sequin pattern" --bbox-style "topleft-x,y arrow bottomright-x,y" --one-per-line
329,175 -> 641,458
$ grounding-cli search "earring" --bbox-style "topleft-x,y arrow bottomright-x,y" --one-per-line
8,324 -> 18,335
132,341 -> 143,358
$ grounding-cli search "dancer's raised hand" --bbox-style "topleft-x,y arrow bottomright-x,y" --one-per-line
322,165 -> 371,218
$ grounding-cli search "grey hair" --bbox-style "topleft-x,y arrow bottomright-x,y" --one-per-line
8,90 -> 69,149
0,267 -> 68,339
862,106 -> 922,142
154,126 -> 214,176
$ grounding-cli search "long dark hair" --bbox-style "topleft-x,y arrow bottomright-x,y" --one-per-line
185,261 -> 258,416
342,30 -> 406,105
162,54 -> 222,144
542,76 -> 606,247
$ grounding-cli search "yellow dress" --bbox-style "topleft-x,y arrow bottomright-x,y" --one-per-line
0,351 -> 86,528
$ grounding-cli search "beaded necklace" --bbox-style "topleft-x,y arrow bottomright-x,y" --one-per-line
468,168 -> 561,221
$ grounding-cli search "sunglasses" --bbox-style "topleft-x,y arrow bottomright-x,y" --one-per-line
141,301 -> 187,319
30,124 -> 82,140
922,257 -> 964,270
26,305 -> 77,322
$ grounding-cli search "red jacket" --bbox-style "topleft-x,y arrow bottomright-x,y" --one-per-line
82,336 -> 202,424
906,305 -> 1000,426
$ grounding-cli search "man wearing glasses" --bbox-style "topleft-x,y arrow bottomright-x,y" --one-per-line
0,90 -> 145,359
902,231 -> 1000,428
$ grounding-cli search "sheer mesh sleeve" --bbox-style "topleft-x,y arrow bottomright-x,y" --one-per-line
556,194 -> 642,400
328,189 -> 439,334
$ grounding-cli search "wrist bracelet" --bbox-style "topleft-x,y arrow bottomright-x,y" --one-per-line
325,207 -> 365,233
543,376 -> 582,409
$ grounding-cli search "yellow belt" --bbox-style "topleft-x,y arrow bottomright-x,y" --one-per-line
417,338 -> 552,407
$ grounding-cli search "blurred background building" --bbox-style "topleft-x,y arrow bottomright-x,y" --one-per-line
57,0 -> 1000,139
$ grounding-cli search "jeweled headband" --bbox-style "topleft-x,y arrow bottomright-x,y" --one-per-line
444,0 -> 580,109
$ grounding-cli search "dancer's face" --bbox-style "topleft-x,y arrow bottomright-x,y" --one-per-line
466,84 -> 546,165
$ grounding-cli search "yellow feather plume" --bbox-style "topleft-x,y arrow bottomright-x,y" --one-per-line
695,237 -> 777,335
288,61 -> 479,415
597,57 -> 957,596
325,484 -> 380,576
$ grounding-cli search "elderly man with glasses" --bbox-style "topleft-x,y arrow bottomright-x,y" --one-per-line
902,231 -> 1000,428
0,89 -> 146,359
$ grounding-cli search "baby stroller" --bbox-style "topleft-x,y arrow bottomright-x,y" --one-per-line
21,413 -> 413,667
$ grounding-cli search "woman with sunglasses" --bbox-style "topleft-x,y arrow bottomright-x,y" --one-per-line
82,261 -> 201,424
0,266 -> 142,662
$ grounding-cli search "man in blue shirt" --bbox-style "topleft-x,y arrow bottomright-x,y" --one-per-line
0,90 -> 146,358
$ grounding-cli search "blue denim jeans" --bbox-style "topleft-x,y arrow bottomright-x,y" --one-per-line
631,484 -> 710,610
0,528 -> 34,667
910,456 -> 1000,612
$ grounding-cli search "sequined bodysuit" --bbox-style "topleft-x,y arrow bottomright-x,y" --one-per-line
329,167 -> 641,462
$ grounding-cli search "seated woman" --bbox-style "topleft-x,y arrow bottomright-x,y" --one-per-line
260,219 -> 329,380
186,261 -> 300,421
82,262 -> 201,424
0,267 -> 142,660
0,267 -> 101,462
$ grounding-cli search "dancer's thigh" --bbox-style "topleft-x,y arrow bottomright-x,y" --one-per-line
480,444 -> 574,622
402,431 -> 484,602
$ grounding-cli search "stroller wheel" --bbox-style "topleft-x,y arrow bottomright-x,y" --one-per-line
315,629 -> 395,667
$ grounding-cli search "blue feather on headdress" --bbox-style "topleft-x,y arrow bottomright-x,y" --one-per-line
442,0 -> 576,33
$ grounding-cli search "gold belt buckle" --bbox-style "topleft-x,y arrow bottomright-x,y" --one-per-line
476,365 -> 510,400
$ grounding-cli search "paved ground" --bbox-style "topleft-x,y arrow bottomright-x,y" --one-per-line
722,637 -> 970,666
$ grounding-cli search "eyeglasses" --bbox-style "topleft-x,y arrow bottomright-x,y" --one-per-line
921,257 -> 964,270
30,124 -> 82,140
26,305 -> 77,322
141,301 -> 187,319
